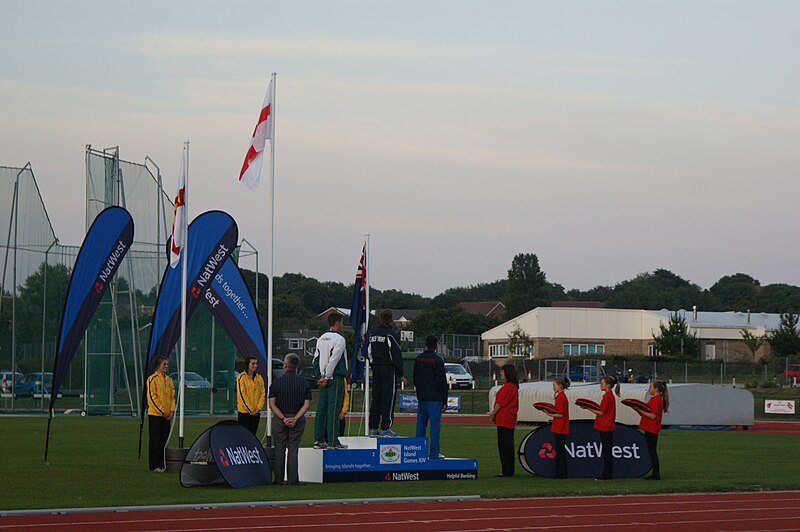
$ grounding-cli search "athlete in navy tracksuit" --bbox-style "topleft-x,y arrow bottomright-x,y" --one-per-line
368,310 -> 408,436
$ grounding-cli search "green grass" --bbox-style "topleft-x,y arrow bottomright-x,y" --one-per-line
2,415 -> 799,511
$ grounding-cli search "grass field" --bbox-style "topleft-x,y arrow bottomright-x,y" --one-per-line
2,415 -> 799,511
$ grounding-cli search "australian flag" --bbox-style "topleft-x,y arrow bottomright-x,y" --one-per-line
349,244 -> 368,383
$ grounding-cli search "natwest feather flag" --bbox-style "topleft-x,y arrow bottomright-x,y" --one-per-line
238,79 -> 273,191
169,149 -> 187,268
349,244 -> 368,384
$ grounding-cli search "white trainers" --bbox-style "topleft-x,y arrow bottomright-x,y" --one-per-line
153,467 -> 166,473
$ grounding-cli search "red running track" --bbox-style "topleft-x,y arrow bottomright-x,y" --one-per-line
3,491 -> 800,531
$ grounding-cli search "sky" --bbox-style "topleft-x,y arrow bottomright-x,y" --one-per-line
1,1 -> 798,297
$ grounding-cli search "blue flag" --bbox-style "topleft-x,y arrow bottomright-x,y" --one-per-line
144,211 -> 239,376
51,206 -> 134,405
46,206 -> 134,459
349,245 -> 368,383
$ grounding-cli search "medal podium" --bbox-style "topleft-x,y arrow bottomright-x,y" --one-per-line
297,436 -> 478,483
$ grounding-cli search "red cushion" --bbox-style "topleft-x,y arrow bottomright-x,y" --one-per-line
622,398 -> 652,413
533,402 -> 558,414
575,398 -> 600,410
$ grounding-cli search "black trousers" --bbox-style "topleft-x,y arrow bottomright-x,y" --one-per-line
554,433 -> 567,478
369,365 -> 397,431
497,426 -> 515,476
238,412 -> 261,435
644,430 -> 660,478
148,415 -> 170,471
599,430 -> 613,479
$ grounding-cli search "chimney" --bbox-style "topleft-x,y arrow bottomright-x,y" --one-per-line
747,309 -> 751,324
692,305 -> 697,321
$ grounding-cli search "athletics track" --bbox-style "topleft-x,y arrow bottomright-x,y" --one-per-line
3,491 -> 800,531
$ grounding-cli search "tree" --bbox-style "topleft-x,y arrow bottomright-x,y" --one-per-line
652,311 -> 698,358
504,253 -> 549,318
739,329 -> 765,361
766,312 -> 800,357
607,269 -> 709,311
709,273 -> 759,311
507,325 -> 534,358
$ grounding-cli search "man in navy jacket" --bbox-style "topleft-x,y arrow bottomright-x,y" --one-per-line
413,335 -> 448,459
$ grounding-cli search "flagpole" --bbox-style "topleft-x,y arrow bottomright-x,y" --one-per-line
364,233 -> 370,436
178,141 -> 189,448
266,72 -> 276,444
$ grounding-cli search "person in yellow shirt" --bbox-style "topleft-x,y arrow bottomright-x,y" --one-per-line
338,382 -> 350,437
147,356 -> 175,472
236,356 -> 265,435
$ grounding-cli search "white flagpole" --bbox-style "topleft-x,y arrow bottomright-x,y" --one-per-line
266,72 -> 276,443
363,233 -> 370,436
179,141 -> 189,448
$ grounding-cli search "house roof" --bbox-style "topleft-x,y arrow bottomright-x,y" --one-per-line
458,301 -> 506,316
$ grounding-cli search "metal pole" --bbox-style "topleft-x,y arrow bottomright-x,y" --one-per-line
41,241 -> 56,409
210,319 -> 215,415
179,142 -> 189,448
10,166 -> 23,411
364,233 -> 370,435
266,73 -> 277,443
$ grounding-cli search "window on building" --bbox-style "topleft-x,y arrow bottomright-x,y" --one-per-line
288,339 -> 301,350
562,343 -> 605,356
489,344 -> 509,358
647,344 -> 659,358
512,344 -> 532,357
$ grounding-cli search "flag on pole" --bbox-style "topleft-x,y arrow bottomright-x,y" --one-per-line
239,79 -> 273,191
349,244 -> 368,383
169,151 -> 187,268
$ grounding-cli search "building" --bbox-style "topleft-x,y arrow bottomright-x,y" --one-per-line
481,306 -> 779,362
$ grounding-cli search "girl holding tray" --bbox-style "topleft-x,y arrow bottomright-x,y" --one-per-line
637,380 -> 669,480
490,364 -> 519,477
544,376 -> 570,478
586,376 -> 620,480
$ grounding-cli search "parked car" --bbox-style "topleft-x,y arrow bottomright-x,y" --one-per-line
213,370 -> 238,390
0,371 -> 24,396
784,364 -> 800,380
298,367 -> 319,389
20,372 -> 54,397
170,372 -> 212,390
444,363 -> 474,389
568,365 -> 602,382
271,359 -> 285,381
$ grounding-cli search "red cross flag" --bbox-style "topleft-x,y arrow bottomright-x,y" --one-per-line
239,79 -> 273,191
169,151 -> 187,268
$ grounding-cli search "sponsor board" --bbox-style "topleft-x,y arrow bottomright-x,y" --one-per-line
399,394 -> 461,413
322,469 -> 479,483
319,437 -> 478,482
765,400 -> 795,414
519,421 -> 651,479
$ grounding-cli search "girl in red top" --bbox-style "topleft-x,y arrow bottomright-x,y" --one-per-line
637,379 -> 669,480
490,364 -> 519,477
587,376 -> 621,480
544,376 -> 570,479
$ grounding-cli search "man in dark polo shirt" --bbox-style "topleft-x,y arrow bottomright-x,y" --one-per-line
268,353 -> 312,485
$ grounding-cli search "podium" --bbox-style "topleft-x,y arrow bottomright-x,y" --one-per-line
298,436 -> 478,483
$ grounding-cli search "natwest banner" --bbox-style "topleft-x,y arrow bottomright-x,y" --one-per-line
181,421 -> 271,488
519,421 -> 651,478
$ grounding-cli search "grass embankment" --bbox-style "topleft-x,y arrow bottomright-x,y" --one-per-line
2,416 -> 798,511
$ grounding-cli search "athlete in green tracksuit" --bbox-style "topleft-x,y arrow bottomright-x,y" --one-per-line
313,312 -> 348,449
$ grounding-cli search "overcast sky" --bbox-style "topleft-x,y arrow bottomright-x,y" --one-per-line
1,1 -> 798,297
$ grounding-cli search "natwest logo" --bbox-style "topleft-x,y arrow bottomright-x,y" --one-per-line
565,442 -> 641,460
538,442 -> 556,459
389,472 -> 420,481
222,445 -> 264,467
